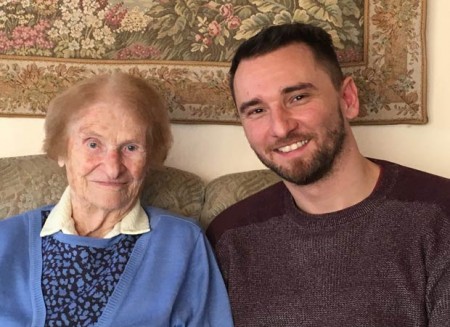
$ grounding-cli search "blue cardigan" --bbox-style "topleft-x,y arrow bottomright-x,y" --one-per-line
0,206 -> 233,326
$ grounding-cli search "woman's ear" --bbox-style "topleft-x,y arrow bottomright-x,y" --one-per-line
340,76 -> 360,120
57,157 -> 65,168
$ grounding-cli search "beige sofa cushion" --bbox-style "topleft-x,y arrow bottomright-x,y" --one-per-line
141,166 -> 205,219
0,155 -> 67,220
200,169 -> 280,227
0,155 -> 205,220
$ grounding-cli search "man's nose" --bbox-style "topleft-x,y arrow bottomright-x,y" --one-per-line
270,106 -> 298,138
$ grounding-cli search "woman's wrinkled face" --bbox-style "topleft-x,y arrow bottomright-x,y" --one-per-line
60,100 -> 148,215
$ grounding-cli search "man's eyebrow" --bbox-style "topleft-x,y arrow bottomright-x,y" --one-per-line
238,83 -> 317,114
238,98 -> 263,115
282,82 -> 316,95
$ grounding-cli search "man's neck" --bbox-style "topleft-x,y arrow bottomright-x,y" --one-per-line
284,154 -> 380,215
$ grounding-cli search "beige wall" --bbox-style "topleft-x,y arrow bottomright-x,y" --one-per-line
1,1 -> 448,182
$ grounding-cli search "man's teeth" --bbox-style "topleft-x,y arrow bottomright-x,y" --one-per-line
278,140 -> 308,153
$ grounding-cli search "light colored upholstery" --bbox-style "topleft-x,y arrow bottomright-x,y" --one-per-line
141,166 -> 205,219
0,155 -> 205,221
200,170 -> 280,227
0,155 -> 280,228
0,155 -> 67,220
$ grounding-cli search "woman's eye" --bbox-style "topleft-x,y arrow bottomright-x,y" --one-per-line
88,142 -> 97,149
125,144 -> 138,152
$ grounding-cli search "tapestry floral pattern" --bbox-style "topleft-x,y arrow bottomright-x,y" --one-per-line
0,0 -> 426,125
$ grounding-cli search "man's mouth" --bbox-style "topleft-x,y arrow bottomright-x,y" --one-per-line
276,140 -> 309,153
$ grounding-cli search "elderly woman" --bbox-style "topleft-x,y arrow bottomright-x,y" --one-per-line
0,72 -> 233,326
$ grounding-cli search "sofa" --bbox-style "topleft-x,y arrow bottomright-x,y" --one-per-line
0,154 -> 281,228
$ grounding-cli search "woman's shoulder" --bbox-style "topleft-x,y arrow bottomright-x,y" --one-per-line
0,205 -> 54,229
143,206 -> 203,236
0,206 -> 53,252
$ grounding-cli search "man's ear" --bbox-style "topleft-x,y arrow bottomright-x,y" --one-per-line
340,76 -> 360,120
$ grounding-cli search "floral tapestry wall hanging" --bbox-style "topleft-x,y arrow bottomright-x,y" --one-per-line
0,0 -> 427,125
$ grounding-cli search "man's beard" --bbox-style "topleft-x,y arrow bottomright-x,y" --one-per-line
254,109 -> 346,186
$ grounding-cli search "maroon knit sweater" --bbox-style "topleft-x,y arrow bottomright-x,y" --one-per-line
207,160 -> 450,327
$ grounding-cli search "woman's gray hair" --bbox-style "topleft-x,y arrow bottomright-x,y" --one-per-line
43,72 -> 172,168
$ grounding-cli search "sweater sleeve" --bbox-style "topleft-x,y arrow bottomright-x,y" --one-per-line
171,232 -> 234,327
424,211 -> 450,326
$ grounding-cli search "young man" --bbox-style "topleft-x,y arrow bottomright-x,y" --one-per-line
207,23 -> 450,326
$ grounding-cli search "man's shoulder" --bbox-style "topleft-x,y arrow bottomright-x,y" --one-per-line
375,158 -> 450,206
206,181 -> 286,246
376,158 -> 450,189
377,158 -> 448,179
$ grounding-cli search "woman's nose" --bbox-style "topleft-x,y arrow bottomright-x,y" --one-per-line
103,150 -> 123,178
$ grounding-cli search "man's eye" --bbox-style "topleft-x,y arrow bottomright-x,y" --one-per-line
292,94 -> 307,102
248,108 -> 264,116
293,94 -> 304,101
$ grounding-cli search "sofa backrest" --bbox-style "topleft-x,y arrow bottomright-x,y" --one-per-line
0,154 -> 205,221
0,155 -> 281,228
200,170 -> 281,227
